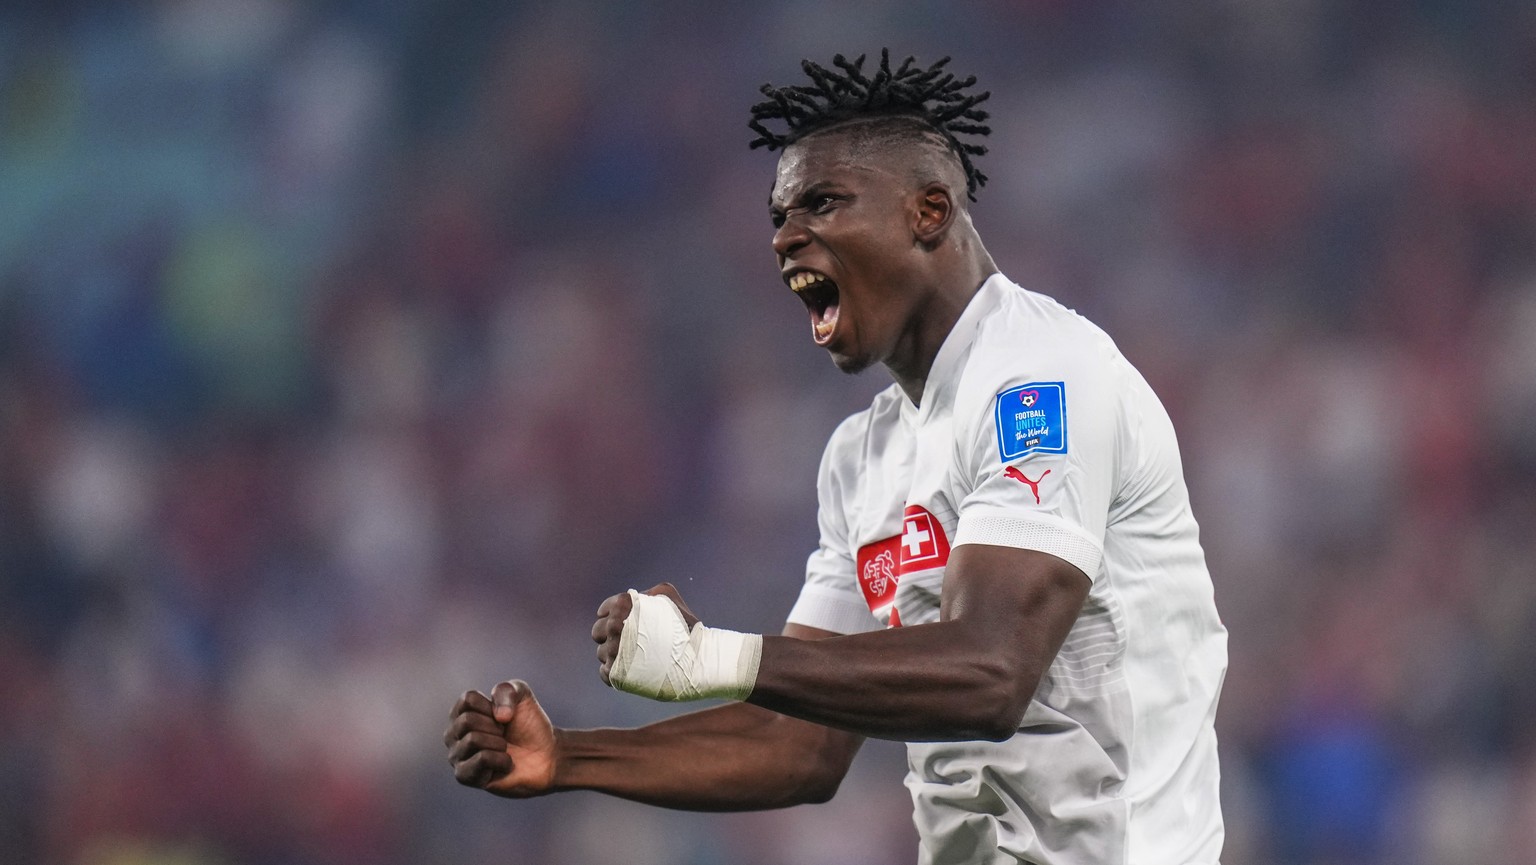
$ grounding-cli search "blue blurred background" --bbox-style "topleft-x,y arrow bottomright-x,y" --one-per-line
3,1 -> 1535,863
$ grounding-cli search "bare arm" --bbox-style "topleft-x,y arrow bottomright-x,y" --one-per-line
751,545 -> 1089,741
598,545 -> 1090,743
446,624 -> 864,811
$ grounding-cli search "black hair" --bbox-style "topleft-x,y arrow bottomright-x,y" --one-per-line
748,50 -> 992,200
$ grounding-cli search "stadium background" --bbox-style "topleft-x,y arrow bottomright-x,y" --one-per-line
3,1 -> 1535,863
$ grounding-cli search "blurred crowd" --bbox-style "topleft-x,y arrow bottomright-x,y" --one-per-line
3,1 -> 1535,863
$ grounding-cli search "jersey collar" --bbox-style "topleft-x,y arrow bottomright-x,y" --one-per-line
905,272 -> 1012,424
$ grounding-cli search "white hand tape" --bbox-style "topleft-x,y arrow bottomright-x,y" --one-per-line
609,590 -> 762,702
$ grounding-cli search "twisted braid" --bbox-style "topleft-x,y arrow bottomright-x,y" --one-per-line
748,50 -> 992,199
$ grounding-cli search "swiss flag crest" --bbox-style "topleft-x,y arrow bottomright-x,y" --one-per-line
897,505 -> 949,566
855,505 -> 950,627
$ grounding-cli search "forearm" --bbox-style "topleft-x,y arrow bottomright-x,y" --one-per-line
748,620 -> 1035,742
551,701 -> 859,811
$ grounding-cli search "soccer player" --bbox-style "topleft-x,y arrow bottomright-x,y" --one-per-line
446,51 -> 1227,864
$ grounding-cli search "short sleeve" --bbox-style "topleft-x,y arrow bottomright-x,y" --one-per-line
952,359 -> 1120,583
786,423 -> 884,635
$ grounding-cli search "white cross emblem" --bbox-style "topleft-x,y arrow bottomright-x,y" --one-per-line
902,519 -> 933,558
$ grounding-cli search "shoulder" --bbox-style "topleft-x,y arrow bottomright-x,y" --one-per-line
956,282 -> 1128,420
974,283 -> 1122,375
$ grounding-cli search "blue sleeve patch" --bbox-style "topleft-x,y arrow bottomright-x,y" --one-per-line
994,382 -> 1068,460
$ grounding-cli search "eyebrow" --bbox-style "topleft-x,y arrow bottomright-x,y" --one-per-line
768,181 -> 840,213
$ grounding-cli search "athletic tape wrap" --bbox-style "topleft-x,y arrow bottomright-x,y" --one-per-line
609,590 -> 763,702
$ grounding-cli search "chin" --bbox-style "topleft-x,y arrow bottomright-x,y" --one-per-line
828,349 -> 876,375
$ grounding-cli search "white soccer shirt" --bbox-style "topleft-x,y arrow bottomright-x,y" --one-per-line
787,274 -> 1227,865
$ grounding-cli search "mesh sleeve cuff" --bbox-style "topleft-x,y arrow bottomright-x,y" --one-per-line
955,509 -> 1104,582
786,583 -> 882,635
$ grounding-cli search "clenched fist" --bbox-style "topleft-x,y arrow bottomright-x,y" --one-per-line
591,582 -> 700,685
444,680 -> 558,797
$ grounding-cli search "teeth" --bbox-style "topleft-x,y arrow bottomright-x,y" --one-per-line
814,318 -> 834,340
789,272 -> 827,292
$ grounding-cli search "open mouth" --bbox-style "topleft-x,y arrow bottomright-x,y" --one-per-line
788,271 -> 841,345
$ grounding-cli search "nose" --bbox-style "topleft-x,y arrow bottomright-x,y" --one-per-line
772,214 -> 810,262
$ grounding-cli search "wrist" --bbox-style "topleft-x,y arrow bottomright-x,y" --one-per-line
692,624 -> 764,701
547,727 -> 573,792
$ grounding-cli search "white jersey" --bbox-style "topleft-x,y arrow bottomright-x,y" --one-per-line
787,274 -> 1227,865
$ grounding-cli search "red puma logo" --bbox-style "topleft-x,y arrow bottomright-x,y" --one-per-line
1003,466 -> 1050,503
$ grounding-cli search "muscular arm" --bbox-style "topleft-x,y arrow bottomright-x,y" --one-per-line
447,624 -> 864,811
603,545 -> 1090,743
751,546 -> 1089,742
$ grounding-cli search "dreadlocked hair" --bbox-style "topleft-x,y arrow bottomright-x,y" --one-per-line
748,50 -> 992,200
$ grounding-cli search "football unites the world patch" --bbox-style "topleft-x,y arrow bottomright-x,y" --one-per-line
994,382 -> 1068,459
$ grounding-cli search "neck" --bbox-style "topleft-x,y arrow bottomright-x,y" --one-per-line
887,242 -> 998,406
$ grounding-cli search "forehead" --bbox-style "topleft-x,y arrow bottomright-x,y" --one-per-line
770,134 -> 909,207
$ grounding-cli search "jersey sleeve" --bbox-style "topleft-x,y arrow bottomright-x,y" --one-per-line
786,421 -> 884,635
951,354 -> 1120,584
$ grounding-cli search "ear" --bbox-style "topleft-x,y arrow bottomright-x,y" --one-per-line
912,182 -> 957,247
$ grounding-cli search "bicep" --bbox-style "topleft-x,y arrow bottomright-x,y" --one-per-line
940,543 -> 1091,680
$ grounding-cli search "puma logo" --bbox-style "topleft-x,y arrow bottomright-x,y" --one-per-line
1003,466 -> 1050,504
